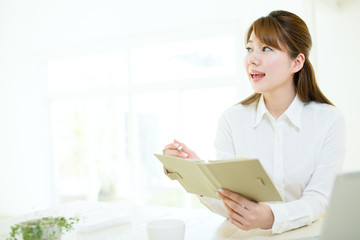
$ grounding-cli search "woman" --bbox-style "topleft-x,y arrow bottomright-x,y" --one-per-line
163,10 -> 345,234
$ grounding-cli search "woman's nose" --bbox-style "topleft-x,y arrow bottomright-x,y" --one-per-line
246,52 -> 260,65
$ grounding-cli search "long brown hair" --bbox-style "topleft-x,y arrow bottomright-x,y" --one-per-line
240,10 -> 333,106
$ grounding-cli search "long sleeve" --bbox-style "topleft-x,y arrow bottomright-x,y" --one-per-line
200,96 -> 346,234
268,110 -> 346,233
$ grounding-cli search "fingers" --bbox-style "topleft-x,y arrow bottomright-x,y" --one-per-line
174,139 -> 200,160
217,190 -> 249,214
218,188 -> 254,209
163,142 -> 188,158
230,218 -> 250,231
219,193 -> 251,230
165,149 -> 189,158
163,139 -> 200,160
217,189 -> 265,231
173,139 -> 190,152
164,142 -> 180,151
223,199 -> 248,221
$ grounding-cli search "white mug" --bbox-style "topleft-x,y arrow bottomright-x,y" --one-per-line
147,219 -> 185,240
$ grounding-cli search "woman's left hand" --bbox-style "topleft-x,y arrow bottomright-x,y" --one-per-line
217,188 -> 274,231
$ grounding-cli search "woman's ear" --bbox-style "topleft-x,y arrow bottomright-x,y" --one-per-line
293,53 -> 305,73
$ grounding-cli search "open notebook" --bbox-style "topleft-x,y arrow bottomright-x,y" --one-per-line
155,154 -> 283,202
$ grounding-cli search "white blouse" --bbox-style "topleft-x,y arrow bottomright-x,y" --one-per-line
199,94 -> 346,233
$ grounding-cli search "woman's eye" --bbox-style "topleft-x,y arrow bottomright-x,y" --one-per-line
263,46 -> 272,52
246,47 -> 253,52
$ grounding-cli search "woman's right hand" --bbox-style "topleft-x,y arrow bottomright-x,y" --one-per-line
163,139 -> 200,160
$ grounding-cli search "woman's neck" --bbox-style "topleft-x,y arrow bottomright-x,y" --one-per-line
263,89 -> 296,120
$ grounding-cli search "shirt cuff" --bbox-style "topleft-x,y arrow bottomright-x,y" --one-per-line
267,202 -> 288,234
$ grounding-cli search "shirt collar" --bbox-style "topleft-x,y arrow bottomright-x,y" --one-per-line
284,94 -> 304,129
253,94 -> 304,129
253,94 -> 268,128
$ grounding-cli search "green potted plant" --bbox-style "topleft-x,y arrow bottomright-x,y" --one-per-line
7,216 -> 79,240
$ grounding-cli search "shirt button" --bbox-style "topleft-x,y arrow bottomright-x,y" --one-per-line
276,135 -> 280,141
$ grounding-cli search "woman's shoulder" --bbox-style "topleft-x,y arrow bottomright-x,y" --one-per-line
222,102 -> 256,116
304,101 -> 344,122
219,102 -> 256,124
305,101 -> 342,113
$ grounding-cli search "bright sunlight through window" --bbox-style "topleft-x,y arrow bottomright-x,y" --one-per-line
47,34 -> 240,208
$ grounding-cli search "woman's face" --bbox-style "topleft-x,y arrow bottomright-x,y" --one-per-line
244,33 -> 296,96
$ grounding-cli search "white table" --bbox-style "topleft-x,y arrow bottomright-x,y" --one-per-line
0,201 -> 322,240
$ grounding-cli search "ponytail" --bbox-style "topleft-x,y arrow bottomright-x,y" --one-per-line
296,59 -> 333,105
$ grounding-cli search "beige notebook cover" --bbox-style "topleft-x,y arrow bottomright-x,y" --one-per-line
155,154 -> 283,202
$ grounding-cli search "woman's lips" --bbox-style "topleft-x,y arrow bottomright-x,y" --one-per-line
250,72 -> 265,82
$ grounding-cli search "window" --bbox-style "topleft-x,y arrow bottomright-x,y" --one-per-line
131,35 -> 236,83
47,34 -> 240,207
47,51 -> 128,92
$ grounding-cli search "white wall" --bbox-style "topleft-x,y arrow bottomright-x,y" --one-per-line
0,0 -> 358,216
314,0 -> 360,171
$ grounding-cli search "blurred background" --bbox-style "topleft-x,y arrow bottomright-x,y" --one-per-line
0,0 -> 359,217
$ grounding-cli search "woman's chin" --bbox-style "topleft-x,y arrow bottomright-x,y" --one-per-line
250,86 -> 266,94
